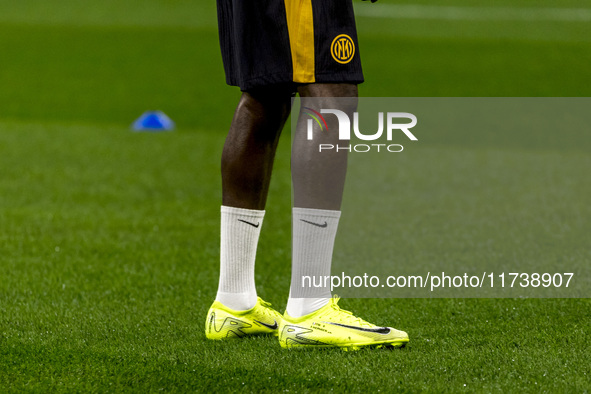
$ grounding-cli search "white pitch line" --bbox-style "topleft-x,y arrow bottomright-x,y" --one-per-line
355,4 -> 591,22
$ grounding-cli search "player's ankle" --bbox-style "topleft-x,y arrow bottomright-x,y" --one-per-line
285,297 -> 330,318
215,291 -> 258,311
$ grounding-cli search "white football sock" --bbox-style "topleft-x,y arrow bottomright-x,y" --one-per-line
215,205 -> 265,311
286,207 -> 341,318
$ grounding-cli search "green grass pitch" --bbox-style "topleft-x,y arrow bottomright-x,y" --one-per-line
1,1 -> 590,392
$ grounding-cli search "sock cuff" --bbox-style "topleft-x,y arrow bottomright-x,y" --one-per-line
221,205 -> 265,218
293,207 -> 341,219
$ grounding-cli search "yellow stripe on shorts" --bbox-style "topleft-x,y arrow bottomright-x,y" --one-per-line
284,0 -> 316,83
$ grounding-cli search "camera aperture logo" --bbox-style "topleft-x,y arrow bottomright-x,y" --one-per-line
305,108 -> 417,153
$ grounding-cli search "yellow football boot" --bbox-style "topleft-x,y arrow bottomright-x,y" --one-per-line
279,296 -> 409,350
205,297 -> 282,340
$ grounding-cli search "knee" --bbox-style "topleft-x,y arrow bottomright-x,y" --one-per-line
229,86 -> 292,145
298,83 -> 358,114
241,85 -> 293,119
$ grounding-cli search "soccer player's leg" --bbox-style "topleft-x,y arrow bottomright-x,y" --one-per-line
205,86 -> 291,340
280,83 -> 409,349
221,87 -> 292,211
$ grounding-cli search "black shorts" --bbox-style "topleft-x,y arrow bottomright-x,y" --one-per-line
216,0 -> 364,91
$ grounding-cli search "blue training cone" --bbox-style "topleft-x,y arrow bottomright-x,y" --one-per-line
132,111 -> 175,131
